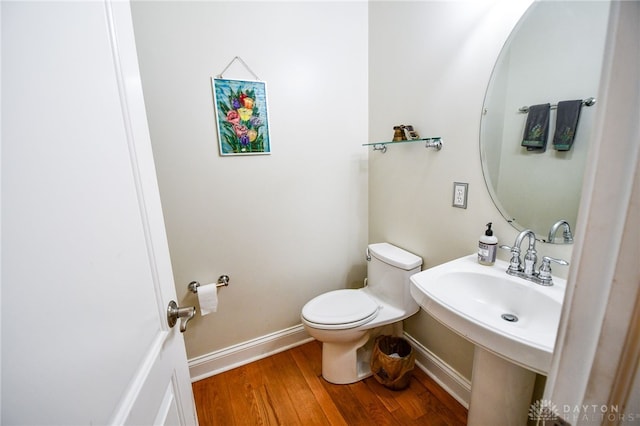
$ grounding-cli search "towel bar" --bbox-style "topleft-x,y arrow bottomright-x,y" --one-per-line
188,275 -> 230,293
518,97 -> 596,113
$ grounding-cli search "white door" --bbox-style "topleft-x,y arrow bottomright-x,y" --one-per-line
1,1 -> 198,424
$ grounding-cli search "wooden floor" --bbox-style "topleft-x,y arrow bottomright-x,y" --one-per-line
193,340 -> 467,425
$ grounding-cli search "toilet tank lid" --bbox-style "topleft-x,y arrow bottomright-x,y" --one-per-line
368,243 -> 422,270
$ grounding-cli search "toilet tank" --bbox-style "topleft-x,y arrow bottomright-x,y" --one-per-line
366,243 -> 422,314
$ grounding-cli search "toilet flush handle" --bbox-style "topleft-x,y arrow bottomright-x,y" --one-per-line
366,248 -> 371,261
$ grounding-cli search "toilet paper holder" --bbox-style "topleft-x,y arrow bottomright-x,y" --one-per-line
188,275 -> 230,293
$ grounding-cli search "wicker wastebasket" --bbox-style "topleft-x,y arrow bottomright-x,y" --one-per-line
370,335 -> 415,390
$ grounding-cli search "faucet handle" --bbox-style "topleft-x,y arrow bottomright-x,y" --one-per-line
500,245 -> 522,273
542,256 -> 569,266
538,256 -> 569,286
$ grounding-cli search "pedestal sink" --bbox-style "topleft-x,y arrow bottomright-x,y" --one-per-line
409,254 -> 566,425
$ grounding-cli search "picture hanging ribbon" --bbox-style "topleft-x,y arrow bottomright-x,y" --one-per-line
216,56 -> 261,81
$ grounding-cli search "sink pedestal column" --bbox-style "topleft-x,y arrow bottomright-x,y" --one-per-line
468,346 -> 536,425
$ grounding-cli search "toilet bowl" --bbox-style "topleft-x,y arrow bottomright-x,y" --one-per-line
301,243 -> 422,384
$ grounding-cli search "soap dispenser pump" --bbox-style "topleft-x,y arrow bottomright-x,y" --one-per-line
478,222 -> 498,265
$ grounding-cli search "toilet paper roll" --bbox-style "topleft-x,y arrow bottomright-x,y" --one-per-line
197,283 -> 218,315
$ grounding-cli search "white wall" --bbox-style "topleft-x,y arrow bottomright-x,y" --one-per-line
368,0 -> 576,380
131,0 -> 585,383
131,1 -> 369,358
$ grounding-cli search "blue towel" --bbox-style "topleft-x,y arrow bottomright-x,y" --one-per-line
553,100 -> 583,151
521,103 -> 550,152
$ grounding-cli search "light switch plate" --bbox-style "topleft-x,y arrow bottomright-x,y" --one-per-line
452,182 -> 468,208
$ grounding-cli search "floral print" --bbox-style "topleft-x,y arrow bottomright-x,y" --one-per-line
214,79 -> 269,154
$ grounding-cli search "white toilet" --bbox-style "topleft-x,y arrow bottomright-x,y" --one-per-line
301,242 -> 422,384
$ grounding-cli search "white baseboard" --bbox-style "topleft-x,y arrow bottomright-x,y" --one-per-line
188,324 -> 313,382
403,332 -> 471,409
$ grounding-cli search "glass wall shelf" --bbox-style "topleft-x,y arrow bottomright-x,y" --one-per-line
363,137 -> 443,153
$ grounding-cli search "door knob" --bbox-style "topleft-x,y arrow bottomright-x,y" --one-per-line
167,300 -> 196,332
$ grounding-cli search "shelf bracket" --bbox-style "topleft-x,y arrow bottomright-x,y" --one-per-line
373,144 -> 387,153
425,137 -> 443,151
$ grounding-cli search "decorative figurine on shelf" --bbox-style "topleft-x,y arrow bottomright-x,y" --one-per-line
403,125 -> 420,140
392,126 -> 406,141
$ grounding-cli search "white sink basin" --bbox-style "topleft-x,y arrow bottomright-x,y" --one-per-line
410,254 -> 566,374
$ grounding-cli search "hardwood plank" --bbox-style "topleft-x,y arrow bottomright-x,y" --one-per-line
364,374 -> 402,413
412,367 -> 468,425
268,350 -> 330,425
193,373 -> 236,425
289,344 -> 348,426
367,372 -> 455,426
393,375 -> 432,419
192,340 -> 468,426
321,376 -> 378,425
348,379 -> 401,425
257,352 -> 305,424
252,384 -> 279,425
223,363 -> 262,424
242,357 -> 269,389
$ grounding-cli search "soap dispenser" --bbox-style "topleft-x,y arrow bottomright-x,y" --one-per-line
478,222 -> 498,265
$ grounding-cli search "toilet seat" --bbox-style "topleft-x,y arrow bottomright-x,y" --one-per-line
302,289 -> 379,330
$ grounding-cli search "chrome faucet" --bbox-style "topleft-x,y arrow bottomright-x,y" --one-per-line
548,220 -> 574,244
501,229 -> 537,275
500,229 -> 568,286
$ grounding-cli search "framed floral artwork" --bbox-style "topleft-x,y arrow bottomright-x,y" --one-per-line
212,78 -> 271,156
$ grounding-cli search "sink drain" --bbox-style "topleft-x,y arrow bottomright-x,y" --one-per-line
501,313 -> 519,323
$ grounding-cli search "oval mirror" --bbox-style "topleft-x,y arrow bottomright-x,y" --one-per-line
480,1 -> 610,242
